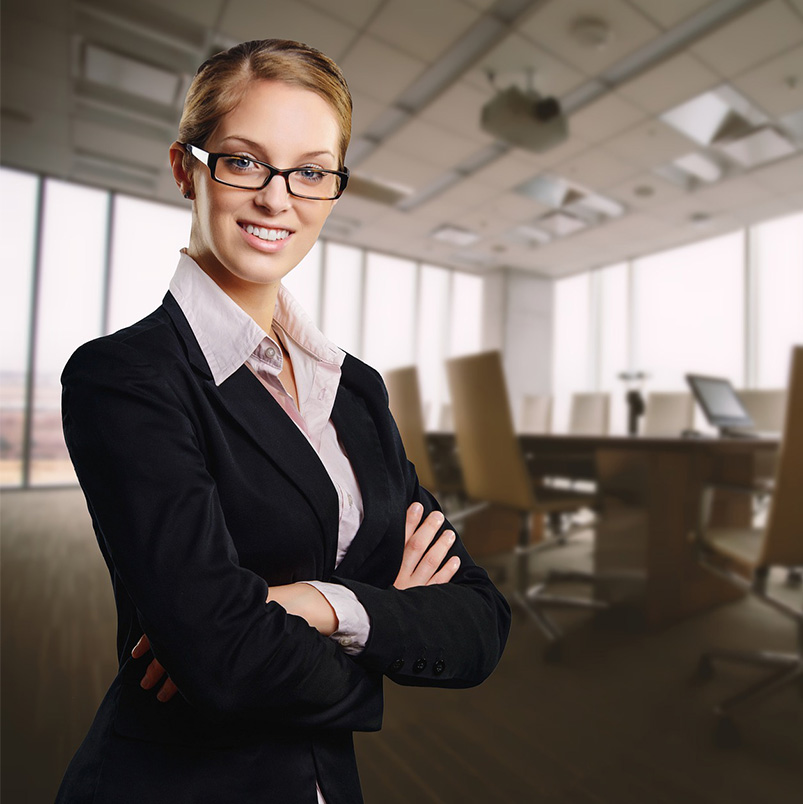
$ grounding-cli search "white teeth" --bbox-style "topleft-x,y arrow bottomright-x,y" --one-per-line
244,224 -> 289,241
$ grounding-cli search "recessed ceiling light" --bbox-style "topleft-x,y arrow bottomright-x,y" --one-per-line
430,225 -> 481,247
674,152 -> 723,183
715,126 -> 796,167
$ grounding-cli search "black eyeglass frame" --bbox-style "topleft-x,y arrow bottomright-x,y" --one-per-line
182,143 -> 349,200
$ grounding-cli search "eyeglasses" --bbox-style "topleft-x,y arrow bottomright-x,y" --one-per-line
182,143 -> 349,200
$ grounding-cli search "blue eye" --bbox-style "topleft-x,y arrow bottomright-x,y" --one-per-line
223,156 -> 257,172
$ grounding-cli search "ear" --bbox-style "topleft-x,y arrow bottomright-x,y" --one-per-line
169,141 -> 194,199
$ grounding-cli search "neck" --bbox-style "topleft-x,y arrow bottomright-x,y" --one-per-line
189,254 -> 280,334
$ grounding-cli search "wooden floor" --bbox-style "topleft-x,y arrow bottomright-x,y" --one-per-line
2,488 -> 802,803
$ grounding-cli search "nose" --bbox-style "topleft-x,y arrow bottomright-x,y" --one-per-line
253,172 -> 292,213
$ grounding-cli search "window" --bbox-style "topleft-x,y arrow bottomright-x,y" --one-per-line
417,265 -> 451,429
362,253 -> 418,373
633,232 -> 746,393
751,212 -> 803,387
552,272 -> 592,432
0,169 -> 39,486
107,195 -> 192,333
31,179 -> 109,485
282,241 -> 322,324
322,242 -> 363,356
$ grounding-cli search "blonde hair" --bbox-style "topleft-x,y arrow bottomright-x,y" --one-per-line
178,39 -> 352,172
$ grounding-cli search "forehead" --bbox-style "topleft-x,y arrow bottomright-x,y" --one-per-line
214,79 -> 340,156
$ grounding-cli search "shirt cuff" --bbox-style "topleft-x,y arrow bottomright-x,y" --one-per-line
304,581 -> 371,655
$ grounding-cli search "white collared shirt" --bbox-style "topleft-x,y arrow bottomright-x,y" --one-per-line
168,252 -> 370,655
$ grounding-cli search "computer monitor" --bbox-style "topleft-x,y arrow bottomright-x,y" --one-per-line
685,374 -> 754,433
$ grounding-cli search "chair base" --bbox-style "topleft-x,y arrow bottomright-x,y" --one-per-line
696,648 -> 803,744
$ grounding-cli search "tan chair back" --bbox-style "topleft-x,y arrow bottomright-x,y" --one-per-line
438,403 -> 454,432
569,392 -> 610,435
737,389 -> 787,431
446,351 -> 534,510
384,366 -> 438,491
519,394 -> 552,434
761,346 -> 803,567
643,392 -> 695,436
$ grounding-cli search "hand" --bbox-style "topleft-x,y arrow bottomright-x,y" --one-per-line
394,503 -> 461,590
267,583 -> 338,636
132,634 -> 180,703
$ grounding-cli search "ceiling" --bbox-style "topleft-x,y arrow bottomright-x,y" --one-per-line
2,0 -> 803,278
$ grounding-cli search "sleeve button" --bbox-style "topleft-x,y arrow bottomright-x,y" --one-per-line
433,659 -> 445,675
413,658 -> 427,673
388,658 -> 404,672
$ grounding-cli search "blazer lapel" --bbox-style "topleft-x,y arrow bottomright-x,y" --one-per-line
330,382 -> 391,577
162,293 -> 340,572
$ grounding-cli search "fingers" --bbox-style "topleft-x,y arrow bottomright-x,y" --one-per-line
408,529 -> 455,587
131,633 -> 151,658
404,502 -> 424,544
157,677 -> 180,703
427,555 -> 461,586
140,657 -> 167,691
398,510 -> 444,579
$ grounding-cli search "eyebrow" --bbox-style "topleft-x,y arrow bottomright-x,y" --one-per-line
219,136 -> 337,162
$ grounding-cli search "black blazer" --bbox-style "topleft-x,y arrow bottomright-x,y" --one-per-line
56,293 -> 510,804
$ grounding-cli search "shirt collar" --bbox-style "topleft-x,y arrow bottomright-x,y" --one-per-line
168,251 -> 344,386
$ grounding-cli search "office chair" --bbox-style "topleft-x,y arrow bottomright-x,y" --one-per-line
568,392 -> 610,435
737,388 -> 797,583
446,351 -> 606,660
693,346 -> 803,746
384,366 -> 438,493
642,391 -> 695,436
519,393 -> 552,434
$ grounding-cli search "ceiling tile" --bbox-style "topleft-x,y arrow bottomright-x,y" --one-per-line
616,52 -> 719,115
3,0 -> 73,28
483,190 -> 551,223
140,0 -> 223,27
368,0 -> 479,62
220,0 -> 357,61
357,146 -> 440,193
730,43 -> 803,118
519,0 -> 661,78
604,118 -> 698,169
469,32 -> 586,97
303,0 -> 385,28
626,0 -> 716,30
690,0 -> 803,79
384,118 -> 481,168
419,81 -> 497,145
608,171 -> 686,210
2,19 -> 70,75
469,150 -> 545,190
749,151 -> 803,193
556,146 -> 641,190
685,175 -> 775,213
348,91 -> 387,141
568,92 -> 647,143
339,35 -> 427,102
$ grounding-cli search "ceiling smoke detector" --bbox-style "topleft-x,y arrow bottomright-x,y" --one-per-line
570,17 -> 612,50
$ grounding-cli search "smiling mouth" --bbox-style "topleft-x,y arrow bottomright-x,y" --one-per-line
240,223 -> 291,242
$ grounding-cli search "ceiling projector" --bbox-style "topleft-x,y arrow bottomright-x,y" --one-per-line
480,86 -> 568,153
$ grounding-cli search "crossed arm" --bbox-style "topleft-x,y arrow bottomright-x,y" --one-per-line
135,503 -> 459,702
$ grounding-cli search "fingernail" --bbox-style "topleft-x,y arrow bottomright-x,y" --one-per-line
446,531 -> 455,544
140,678 -> 152,690
157,690 -> 168,702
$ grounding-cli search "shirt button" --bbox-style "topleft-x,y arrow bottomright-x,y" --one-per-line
413,658 -> 427,673
433,659 -> 445,675
266,347 -> 276,358
339,636 -> 353,647
388,658 -> 404,673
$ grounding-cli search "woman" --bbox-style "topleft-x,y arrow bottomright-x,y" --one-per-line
57,39 -> 510,804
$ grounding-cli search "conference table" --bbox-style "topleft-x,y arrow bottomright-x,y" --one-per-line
427,431 -> 780,629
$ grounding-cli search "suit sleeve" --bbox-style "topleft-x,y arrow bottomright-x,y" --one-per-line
61,338 -> 381,731
332,375 -> 511,689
